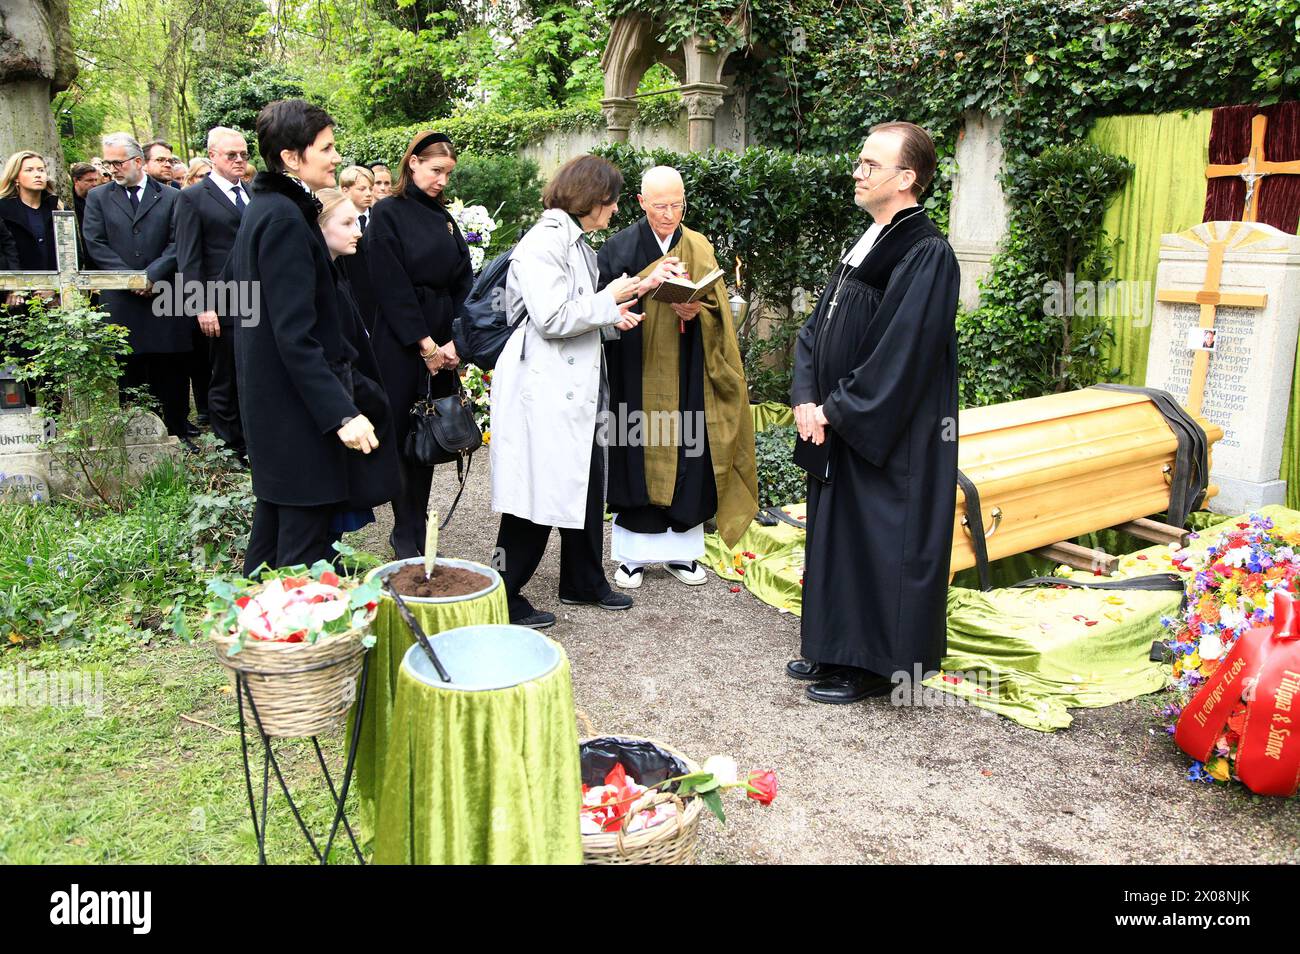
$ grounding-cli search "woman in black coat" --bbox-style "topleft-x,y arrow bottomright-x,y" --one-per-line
0,151 -> 59,273
366,130 -> 473,558
226,100 -> 381,574
315,187 -> 402,540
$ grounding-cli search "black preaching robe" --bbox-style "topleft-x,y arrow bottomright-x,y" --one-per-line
596,218 -> 717,533
791,206 -> 959,676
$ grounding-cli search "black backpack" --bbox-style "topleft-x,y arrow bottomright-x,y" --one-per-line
452,245 -> 527,370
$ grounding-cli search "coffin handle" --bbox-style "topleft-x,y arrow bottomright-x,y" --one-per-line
962,506 -> 1003,540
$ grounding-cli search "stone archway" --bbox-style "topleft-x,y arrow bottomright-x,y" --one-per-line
599,10 -> 747,152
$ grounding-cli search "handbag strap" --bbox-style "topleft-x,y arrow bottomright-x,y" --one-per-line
438,451 -> 473,529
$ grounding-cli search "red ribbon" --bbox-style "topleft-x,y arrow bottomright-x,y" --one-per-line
1175,589 -> 1300,797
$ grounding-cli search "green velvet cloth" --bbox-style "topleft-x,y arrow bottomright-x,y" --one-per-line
1087,110 -> 1300,510
750,401 -> 794,432
705,503 -> 1300,730
372,644 -> 583,865
350,564 -> 508,837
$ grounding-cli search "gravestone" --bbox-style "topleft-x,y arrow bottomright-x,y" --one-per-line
948,111 -> 1010,311
0,406 -> 180,502
1144,221 -> 1300,514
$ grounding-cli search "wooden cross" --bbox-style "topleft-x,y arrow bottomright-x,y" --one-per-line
0,209 -> 148,303
1206,113 -> 1300,223
1155,233 -> 1268,416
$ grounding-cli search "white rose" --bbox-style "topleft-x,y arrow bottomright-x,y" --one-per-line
1198,631 -> 1225,661
702,755 -> 738,785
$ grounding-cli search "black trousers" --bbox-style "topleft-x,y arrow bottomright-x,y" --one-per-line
188,326 -> 210,419
493,437 -> 609,619
390,456 -> 435,559
208,328 -> 244,455
244,498 -> 336,576
122,353 -> 189,438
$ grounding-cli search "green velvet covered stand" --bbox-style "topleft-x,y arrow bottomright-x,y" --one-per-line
372,627 -> 583,865
351,558 -> 508,837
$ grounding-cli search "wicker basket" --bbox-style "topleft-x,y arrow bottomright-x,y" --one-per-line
212,609 -> 373,740
579,729 -> 704,866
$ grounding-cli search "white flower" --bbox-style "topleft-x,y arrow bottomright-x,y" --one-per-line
1198,631 -> 1225,661
1222,546 -> 1252,568
702,755 -> 738,785
1218,605 -> 1248,633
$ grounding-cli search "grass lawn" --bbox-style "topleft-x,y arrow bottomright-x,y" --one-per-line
0,635 -> 359,864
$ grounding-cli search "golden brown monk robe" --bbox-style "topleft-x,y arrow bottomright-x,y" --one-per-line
596,166 -> 757,588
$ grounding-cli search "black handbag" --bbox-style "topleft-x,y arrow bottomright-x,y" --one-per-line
404,374 -> 483,467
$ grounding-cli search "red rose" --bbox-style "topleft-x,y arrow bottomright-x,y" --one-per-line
282,577 -> 307,591
284,629 -> 306,643
319,570 -> 341,587
747,770 -> 778,805
235,596 -> 251,609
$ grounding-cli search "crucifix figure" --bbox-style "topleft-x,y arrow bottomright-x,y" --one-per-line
1206,113 -> 1300,224
0,209 -> 147,304
1155,224 -> 1268,416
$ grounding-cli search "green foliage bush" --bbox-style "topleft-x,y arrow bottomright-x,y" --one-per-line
446,153 -> 543,246
191,66 -> 305,155
753,425 -> 804,509
958,143 -> 1132,405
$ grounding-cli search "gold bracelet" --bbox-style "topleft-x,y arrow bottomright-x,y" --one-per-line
420,345 -> 438,359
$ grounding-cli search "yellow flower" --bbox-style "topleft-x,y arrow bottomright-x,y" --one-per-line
1205,757 -> 1231,781
1025,53 -> 1036,66
1185,652 -> 1201,671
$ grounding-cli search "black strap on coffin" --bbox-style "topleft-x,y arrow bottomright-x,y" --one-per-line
1090,384 -> 1209,527
1009,571 -> 1187,608
760,504 -> 807,530
957,468 -> 993,592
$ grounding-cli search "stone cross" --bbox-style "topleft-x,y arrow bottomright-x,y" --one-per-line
1154,231 -> 1268,416
0,209 -> 148,302
1206,114 -> 1300,224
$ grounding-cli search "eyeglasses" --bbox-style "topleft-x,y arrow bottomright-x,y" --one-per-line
104,157 -> 140,169
850,159 -> 910,179
648,201 -> 685,214
219,151 -> 251,162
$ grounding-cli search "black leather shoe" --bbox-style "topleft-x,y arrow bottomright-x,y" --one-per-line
512,610 -> 556,630
785,659 -> 848,681
805,669 -> 894,704
560,591 -> 633,611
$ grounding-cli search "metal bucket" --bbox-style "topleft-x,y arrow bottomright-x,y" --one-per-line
402,624 -> 561,692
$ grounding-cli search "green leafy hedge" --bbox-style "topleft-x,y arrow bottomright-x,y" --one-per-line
754,425 -> 805,509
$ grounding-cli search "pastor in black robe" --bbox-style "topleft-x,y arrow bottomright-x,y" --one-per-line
596,218 -> 717,537
791,205 -> 960,677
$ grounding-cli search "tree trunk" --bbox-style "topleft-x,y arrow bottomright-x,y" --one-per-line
0,1 -> 76,200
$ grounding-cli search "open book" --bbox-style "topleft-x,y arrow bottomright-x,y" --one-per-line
650,266 -> 725,304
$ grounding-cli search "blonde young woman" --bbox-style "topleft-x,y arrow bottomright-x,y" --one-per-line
0,151 -> 60,277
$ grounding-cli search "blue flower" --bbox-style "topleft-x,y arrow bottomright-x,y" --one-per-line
1187,761 -> 1213,783
25,556 -> 33,567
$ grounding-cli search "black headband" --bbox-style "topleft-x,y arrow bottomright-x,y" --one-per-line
413,132 -> 451,154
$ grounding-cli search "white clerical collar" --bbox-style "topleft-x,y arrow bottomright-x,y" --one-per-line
842,205 -> 922,267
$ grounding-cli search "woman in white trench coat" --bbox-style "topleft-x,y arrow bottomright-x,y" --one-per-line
490,155 -> 678,628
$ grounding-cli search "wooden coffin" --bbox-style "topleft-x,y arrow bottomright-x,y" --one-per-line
951,388 -> 1224,573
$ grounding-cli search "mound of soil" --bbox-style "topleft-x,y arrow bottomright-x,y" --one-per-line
389,563 -> 491,599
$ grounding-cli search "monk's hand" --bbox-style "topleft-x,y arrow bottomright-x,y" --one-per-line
198,310 -> 220,337
338,414 -> 378,454
638,257 -> 684,295
670,301 -> 702,322
614,296 -> 643,331
811,405 -> 829,445
793,402 -> 818,441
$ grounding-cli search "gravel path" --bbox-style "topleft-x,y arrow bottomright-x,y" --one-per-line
356,463 -> 1300,864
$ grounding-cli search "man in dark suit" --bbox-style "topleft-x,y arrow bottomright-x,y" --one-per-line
174,126 -> 252,457
82,132 -> 191,440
